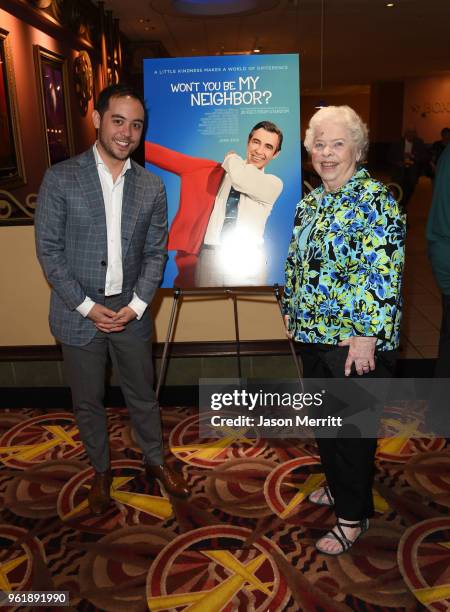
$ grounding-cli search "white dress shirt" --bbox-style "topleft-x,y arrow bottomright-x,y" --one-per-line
404,139 -> 413,156
76,144 -> 147,319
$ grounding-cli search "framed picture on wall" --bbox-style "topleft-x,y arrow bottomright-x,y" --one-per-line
34,45 -> 74,166
0,28 -> 26,189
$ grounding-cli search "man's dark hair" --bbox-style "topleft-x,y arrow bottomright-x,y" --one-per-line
95,83 -> 147,122
248,121 -> 283,153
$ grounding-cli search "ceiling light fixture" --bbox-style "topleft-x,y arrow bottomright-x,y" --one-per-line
217,50 -> 252,55
173,0 -> 259,16
386,2 -> 394,6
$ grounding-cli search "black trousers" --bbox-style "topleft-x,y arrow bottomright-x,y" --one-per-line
394,165 -> 419,210
62,295 -> 163,472
298,343 -> 397,521
427,294 -> 450,434
434,294 -> 450,378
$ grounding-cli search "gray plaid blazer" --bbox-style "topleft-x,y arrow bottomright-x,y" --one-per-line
35,148 -> 168,346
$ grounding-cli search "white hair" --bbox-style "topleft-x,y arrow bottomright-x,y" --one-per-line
304,105 -> 369,161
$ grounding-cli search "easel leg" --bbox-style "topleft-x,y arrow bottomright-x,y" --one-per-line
232,292 -> 242,378
156,288 -> 181,399
273,284 -> 304,383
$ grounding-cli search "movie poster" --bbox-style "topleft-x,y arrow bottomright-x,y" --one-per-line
143,54 -> 301,288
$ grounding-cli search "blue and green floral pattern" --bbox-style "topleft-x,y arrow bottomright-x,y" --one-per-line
282,168 -> 406,350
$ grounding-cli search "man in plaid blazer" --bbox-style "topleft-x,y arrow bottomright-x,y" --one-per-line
35,84 -> 189,515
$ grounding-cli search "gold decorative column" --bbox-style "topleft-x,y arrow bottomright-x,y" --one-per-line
97,1 -> 108,89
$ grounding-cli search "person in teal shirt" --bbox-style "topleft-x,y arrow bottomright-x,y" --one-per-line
427,142 -> 450,294
426,140 -> 450,434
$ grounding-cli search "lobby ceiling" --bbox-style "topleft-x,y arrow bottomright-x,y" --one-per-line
100,0 -> 450,90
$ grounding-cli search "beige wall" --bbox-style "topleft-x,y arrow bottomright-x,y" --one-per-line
1,226 -> 52,345
0,226 -> 286,346
403,74 -> 450,143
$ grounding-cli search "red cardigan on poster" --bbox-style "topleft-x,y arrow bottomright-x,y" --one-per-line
145,141 -> 225,255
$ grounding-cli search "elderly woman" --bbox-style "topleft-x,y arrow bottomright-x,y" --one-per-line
283,106 -> 405,555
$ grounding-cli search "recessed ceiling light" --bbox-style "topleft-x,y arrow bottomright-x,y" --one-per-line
138,18 -> 144,23
174,0 -> 261,16
386,2 -> 394,6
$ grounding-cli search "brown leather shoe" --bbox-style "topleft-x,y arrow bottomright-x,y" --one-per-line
145,464 -> 189,499
88,470 -> 112,516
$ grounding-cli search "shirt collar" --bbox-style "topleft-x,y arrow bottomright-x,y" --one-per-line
305,167 -> 369,208
319,166 -> 369,196
93,143 -> 131,178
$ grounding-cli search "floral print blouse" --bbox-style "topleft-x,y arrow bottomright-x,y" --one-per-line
282,168 -> 406,351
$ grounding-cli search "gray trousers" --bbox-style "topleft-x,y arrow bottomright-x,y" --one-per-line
62,296 -> 163,472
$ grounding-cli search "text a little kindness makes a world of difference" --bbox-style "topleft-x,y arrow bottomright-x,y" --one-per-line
208,389 -> 343,428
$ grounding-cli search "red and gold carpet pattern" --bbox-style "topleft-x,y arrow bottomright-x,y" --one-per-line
0,407 -> 449,611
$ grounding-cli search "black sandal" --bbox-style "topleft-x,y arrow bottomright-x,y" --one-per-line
315,518 -> 369,556
308,485 -> 334,507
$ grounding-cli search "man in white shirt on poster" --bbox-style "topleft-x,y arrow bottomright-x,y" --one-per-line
145,121 -> 284,286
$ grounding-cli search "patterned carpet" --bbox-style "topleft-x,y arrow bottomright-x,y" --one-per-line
0,406 -> 449,611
